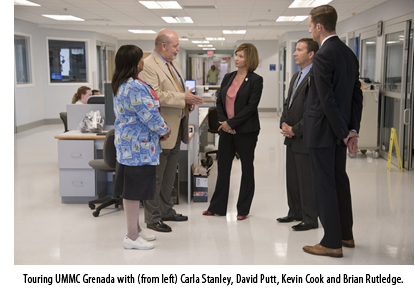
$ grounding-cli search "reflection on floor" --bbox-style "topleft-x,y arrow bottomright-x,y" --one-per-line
14,113 -> 413,265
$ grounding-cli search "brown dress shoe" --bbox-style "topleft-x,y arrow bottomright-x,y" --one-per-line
303,244 -> 343,258
237,215 -> 247,220
202,210 -> 214,216
342,239 -> 355,248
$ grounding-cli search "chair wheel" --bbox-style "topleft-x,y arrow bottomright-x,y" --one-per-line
92,210 -> 100,217
89,204 -> 95,210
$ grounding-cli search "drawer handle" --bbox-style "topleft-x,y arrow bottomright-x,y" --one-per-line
72,181 -> 84,187
71,154 -> 82,158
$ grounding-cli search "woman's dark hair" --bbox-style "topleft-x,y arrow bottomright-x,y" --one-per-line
111,45 -> 143,95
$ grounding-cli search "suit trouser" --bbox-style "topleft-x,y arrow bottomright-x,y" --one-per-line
208,130 -> 259,216
144,119 -> 183,224
286,146 -> 317,225
308,145 -> 354,249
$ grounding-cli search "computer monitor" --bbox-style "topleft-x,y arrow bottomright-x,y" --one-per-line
104,83 -> 116,126
87,95 -> 105,104
185,80 -> 196,94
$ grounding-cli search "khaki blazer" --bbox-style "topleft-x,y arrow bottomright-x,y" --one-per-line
139,50 -> 189,149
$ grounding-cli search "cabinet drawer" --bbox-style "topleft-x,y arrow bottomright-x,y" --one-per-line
58,140 -> 94,169
59,169 -> 95,197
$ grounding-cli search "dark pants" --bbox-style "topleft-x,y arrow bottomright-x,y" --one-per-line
309,145 -> 354,249
208,130 -> 259,216
285,146 -> 317,225
144,119 -> 183,224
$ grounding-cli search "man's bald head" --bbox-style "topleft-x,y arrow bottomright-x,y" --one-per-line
155,29 -> 180,62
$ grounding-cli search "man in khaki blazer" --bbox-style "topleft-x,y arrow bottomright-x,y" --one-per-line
139,29 -> 204,232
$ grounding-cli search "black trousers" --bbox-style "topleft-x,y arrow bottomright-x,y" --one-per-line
309,145 -> 354,249
208,130 -> 259,216
285,146 -> 317,225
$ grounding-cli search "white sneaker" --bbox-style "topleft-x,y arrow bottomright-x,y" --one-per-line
139,230 -> 156,241
123,236 -> 154,250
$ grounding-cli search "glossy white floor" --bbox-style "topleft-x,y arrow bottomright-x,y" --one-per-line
14,113 -> 413,267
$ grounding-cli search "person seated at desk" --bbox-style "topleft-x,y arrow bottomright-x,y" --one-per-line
71,86 -> 92,104
92,89 -> 101,95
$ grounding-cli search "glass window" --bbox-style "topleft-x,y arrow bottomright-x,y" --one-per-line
14,34 -> 33,85
348,36 -> 361,60
384,31 -> 404,92
361,36 -> 377,81
48,39 -> 88,83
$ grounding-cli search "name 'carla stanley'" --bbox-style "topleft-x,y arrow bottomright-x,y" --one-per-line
181,274 -> 232,286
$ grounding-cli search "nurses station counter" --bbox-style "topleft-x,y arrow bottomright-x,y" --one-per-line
55,103 -> 213,205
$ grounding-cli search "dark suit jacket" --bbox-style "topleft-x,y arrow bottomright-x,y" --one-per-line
303,36 -> 363,148
216,71 -> 263,133
280,70 -> 310,154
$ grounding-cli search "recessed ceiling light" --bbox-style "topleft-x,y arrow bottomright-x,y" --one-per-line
192,40 -> 209,44
128,30 -> 156,34
289,0 -> 332,8
206,37 -> 225,41
276,16 -> 308,22
42,15 -> 85,21
14,0 -> 40,6
179,38 -> 188,41
223,30 -> 246,34
198,45 -> 212,47
203,48 -> 215,50
162,16 -> 193,23
139,1 -> 182,9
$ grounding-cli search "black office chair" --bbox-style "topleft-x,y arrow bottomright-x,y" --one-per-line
87,95 -> 105,104
88,129 -> 122,217
205,106 -> 219,159
205,106 -> 239,160
59,112 -> 68,132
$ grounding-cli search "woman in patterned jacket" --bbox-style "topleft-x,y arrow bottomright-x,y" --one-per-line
112,45 -> 171,250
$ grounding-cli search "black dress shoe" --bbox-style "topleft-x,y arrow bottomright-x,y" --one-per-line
161,213 -> 188,222
277,216 -> 301,223
147,221 -> 172,232
292,221 -> 318,231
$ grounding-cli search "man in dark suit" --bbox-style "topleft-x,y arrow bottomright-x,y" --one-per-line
277,38 -> 319,231
302,5 -> 363,257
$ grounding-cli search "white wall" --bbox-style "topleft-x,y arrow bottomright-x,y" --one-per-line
14,19 -> 118,128
235,40 -> 279,110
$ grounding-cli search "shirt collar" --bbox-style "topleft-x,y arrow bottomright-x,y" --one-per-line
321,34 -> 337,46
155,50 -> 168,64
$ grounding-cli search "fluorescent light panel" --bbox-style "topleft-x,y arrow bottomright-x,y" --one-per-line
198,45 -> 212,47
42,15 -> 84,21
162,16 -> 193,23
139,1 -> 182,9
129,30 -> 156,34
203,48 -> 215,50
276,16 -> 308,22
223,30 -> 246,34
206,37 -> 225,41
14,0 -> 40,6
289,0 -> 332,8
192,40 -> 209,44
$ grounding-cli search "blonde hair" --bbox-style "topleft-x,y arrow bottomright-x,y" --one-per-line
235,43 -> 259,72
72,86 -> 91,104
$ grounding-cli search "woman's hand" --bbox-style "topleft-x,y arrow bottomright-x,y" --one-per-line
159,125 -> 171,141
219,121 -> 236,134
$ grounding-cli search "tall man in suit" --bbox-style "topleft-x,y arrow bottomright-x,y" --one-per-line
277,38 -> 319,231
139,29 -> 204,232
302,5 -> 363,257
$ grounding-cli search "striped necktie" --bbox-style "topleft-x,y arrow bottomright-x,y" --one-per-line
288,71 -> 301,108
166,62 -> 186,115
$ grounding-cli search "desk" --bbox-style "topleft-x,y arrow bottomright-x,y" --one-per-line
55,131 -> 108,203
55,108 -> 210,205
